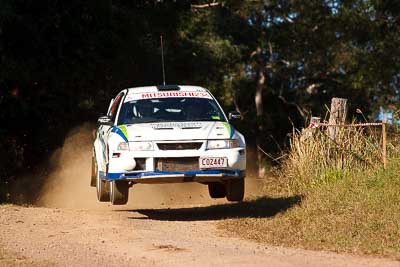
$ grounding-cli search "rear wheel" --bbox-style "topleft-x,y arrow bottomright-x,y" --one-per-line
96,163 -> 110,202
226,178 -> 244,202
110,180 -> 129,205
208,182 -> 226,198
90,155 -> 96,187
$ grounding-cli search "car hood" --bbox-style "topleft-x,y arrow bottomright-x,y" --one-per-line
117,121 -> 234,141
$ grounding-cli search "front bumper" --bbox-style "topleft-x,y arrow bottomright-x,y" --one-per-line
103,144 -> 246,184
100,169 -> 245,184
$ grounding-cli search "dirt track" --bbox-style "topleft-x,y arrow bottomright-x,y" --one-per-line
1,195 -> 400,267
1,124 -> 399,266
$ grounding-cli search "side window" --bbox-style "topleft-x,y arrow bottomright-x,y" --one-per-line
108,93 -> 124,122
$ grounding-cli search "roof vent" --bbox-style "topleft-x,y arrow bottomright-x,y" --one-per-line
156,85 -> 180,91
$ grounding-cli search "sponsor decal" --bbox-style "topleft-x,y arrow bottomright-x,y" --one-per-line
125,91 -> 212,102
151,122 -> 203,129
223,122 -> 235,138
111,125 -> 129,142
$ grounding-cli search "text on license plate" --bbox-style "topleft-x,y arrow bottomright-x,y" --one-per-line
199,157 -> 228,168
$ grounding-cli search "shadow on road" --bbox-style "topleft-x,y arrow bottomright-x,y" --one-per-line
128,195 -> 302,221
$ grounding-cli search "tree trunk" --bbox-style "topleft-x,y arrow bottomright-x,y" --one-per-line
328,98 -> 347,140
255,69 -> 266,178
255,72 -> 264,116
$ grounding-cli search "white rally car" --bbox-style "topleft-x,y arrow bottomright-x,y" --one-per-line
91,85 -> 246,205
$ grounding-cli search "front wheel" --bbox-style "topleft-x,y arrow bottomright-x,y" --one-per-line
110,180 -> 129,205
208,182 -> 226,198
96,164 -> 110,202
226,178 -> 245,202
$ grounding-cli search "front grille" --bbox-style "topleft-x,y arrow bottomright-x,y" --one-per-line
155,157 -> 199,172
134,158 -> 146,171
157,142 -> 203,150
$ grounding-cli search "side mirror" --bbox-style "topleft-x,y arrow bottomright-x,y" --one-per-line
228,111 -> 241,121
98,116 -> 113,126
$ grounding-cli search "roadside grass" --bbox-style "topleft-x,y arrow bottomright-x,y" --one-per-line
283,126 -> 386,191
220,127 -> 400,258
221,158 -> 400,258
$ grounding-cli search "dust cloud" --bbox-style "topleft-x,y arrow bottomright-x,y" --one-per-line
35,123 -> 106,209
35,123 -> 241,209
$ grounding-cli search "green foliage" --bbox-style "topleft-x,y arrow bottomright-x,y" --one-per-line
315,168 -> 348,186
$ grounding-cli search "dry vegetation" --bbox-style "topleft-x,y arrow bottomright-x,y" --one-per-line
220,126 -> 400,258
284,126 -> 386,191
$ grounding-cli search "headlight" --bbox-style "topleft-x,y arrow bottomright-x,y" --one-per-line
207,139 -> 239,150
130,141 -> 154,151
117,142 -> 129,151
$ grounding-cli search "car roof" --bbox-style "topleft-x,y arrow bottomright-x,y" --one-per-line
124,85 -> 208,95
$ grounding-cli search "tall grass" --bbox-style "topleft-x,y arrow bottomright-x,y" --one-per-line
283,126 -> 385,190
222,157 -> 400,257
221,125 -> 400,258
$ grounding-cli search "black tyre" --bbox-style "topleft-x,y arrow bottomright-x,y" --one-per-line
90,155 -> 96,187
226,178 -> 245,202
96,164 -> 110,202
208,182 -> 226,198
110,180 -> 129,205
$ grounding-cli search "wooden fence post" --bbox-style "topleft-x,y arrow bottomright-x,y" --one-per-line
328,98 -> 348,140
382,120 -> 387,169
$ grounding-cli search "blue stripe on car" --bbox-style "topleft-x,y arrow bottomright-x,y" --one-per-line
111,126 -> 128,142
229,124 -> 235,138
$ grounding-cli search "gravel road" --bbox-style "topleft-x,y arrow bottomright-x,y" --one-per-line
1,185 -> 399,267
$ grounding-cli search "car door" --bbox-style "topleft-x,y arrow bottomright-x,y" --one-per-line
98,92 -> 125,169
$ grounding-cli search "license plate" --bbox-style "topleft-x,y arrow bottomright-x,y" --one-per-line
199,157 -> 228,169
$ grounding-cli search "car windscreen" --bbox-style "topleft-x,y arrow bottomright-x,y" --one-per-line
117,97 -> 226,124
